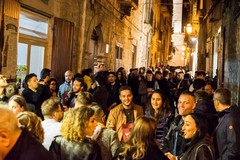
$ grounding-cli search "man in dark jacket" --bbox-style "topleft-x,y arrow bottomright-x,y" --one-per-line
158,70 -> 175,114
213,88 -> 240,159
106,72 -> 121,110
0,106 -> 53,160
163,91 -> 196,156
22,73 -> 46,119
38,68 -> 52,100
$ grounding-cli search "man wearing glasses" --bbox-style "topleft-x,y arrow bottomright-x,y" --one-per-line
213,88 -> 240,159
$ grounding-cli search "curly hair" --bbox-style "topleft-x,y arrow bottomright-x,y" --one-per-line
17,111 -> 44,143
61,106 -> 94,142
146,90 -> 172,121
120,116 -> 157,159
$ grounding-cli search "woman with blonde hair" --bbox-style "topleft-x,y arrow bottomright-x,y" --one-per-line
49,106 -> 102,160
17,111 -> 44,143
113,115 -> 168,160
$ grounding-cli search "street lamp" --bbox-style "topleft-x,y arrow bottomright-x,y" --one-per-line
186,24 -> 192,34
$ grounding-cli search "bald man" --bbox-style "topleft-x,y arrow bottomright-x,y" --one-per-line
163,91 -> 196,156
58,70 -> 73,105
0,106 -> 53,160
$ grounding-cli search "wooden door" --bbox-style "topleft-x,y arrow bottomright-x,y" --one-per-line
51,17 -> 74,84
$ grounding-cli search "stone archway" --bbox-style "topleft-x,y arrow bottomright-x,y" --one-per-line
83,14 -> 105,69
88,25 -> 105,73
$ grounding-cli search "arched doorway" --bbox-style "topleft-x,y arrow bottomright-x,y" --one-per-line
88,25 -> 105,73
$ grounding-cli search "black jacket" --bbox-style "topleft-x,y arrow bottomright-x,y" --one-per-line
22,86 -> 46,119
181,136 -> 215,160
113,143 -> 169,160
162,115 -> 186,156
5,129 -> 53,160
215,106 -> 240,160
49,136 -> 102,160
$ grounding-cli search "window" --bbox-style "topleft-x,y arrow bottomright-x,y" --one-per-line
144,0 -> 153,24
115,45 -> 123,70
17,9 -> 48,81
132,44 -> 137,68
19,10 -> 48,39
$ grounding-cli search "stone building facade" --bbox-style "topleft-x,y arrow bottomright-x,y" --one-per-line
189,0 -> 240,105
0,0 -> 174,82
150,0 -> 173,68
0,0 -> 156,82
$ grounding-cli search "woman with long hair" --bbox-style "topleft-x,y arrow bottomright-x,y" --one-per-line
113,116 -> 168,160
116,70 -> 127,86
48,78 -> 59,97
165,113 -> 215,160
49,106 -> 102,160
145,90 -> 174,147
17,111 -> 44,143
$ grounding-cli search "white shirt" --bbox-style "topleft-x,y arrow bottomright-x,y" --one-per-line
42,119 -> 62,150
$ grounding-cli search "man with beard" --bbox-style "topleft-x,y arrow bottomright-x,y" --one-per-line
106,85 -> 143,142
65,77 -> 84,108
58,70 -> 73,105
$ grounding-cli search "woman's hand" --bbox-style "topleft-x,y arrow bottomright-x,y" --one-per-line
165,152 -> 177,160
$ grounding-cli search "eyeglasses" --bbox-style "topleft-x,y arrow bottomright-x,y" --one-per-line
50,83 -> 56,85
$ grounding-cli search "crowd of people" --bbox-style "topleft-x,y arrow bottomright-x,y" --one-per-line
0,64 -> 240,160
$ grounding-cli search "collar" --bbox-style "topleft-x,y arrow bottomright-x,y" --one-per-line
218,106 -> 232,117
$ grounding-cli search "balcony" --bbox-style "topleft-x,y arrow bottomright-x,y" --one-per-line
118,0 -> 138,10
118,0 -> 138,19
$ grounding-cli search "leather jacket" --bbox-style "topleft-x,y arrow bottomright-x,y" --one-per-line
49,135 -> 102,160
181,136 -> 215,160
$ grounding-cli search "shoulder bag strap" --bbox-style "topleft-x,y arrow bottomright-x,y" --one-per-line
211,115 -> 225,137
194,144 -> 214,160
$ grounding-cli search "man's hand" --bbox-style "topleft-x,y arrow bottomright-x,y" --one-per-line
39,81 -> 45,85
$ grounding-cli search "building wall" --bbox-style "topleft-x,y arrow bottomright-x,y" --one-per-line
197,0 -> 240,105
150,0 -> 173,68
1,0 -> 175,80
1,0 -> 20,79
222,0 -> 240,105
0,0 -> 153,78
83,0 -> 152,73
169,0 -> 185,67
